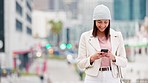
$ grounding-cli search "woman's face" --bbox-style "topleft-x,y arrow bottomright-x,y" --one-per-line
95,20 -> 109,32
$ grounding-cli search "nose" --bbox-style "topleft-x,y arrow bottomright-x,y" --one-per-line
100,23 -> 106,28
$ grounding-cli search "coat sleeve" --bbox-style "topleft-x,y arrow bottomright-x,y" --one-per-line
76,33 -> 94,70
114,32 -> 128,68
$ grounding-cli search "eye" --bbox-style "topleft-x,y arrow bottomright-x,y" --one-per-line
104,21 -> 108,24
97,21 -> 102,23
104,22 -> 107,24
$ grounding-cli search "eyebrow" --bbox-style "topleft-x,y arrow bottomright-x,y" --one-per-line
97,20 -> 109,22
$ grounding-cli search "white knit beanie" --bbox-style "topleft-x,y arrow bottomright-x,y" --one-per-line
93,4 -> 111,20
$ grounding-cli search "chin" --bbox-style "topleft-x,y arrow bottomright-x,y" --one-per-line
99,29 -> 105,32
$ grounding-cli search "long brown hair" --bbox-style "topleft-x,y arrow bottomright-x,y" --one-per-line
92,20 -> 110,39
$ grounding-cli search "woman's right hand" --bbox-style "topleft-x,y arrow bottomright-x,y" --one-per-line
90,52 -> 103,63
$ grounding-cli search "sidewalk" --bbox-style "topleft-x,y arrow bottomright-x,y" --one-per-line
1,75 -> 42,83
29,58 -> 83,83
46,59 -> 83,83
124,55 -> 148,83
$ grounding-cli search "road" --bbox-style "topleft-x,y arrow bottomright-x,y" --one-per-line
1,59 -> 83,83
46,59 -> 83,83
2,55 -> 148,83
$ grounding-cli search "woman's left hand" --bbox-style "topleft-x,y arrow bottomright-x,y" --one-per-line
105,51 -> 116,61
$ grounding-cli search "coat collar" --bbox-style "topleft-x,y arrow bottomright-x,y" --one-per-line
88,29 -> 119,53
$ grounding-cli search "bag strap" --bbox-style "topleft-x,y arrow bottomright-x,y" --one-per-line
117,66 -> 123,78
115,39 -> 124,83
115,47 -> 123,78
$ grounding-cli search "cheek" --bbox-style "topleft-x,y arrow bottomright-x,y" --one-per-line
96,24 -> 100,28
105,23 -> 109,27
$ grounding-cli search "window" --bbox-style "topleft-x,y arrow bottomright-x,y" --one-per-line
16,19 -> 22,31
16,1 -> 22,16
26,1 -> 32,11
26,14 -> 32,23
27,27 -> 32,35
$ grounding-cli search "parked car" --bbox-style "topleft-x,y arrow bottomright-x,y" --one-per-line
0,68 -> 12,77
64,50 -> 77,64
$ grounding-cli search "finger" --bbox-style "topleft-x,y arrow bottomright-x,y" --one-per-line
108,50 -> 111,53
105,54 -> 109,57
98,54 -> 101,57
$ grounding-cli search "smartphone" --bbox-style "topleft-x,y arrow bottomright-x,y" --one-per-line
101,49 -> 108,52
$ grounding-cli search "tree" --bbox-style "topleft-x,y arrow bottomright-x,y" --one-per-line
49,20 -> 63,46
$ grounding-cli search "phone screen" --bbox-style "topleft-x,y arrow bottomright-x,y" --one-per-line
101,49 -> 108,52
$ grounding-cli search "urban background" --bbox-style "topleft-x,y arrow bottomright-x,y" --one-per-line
0,0 -> 148,83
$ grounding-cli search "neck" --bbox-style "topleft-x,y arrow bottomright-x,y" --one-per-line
97,31 -> 105,37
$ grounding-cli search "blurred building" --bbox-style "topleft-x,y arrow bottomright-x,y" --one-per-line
114,0 -> 146,21
33,0 -> 79,19
0,0 -> 34,69
32,0 -> 49,11
32,10 -> 67,44
32,0 -> 81,47
0,0 -> 5,53
33,0 -> 64,11
146,0 -> 148,17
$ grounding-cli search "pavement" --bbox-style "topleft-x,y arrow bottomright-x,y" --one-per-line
28,58 -> 83,83
123,55 -> 148,83
1,76 -> 42,83
1,54 -> 148,83
46,59 -> 83,83
1,58 -> 83,83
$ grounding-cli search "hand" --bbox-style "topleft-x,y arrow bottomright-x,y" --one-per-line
90,51 -> 103,63
104,51 -> 116,61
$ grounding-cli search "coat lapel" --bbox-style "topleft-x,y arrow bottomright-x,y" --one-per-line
88,36 -> 100,51
110,29 -> 119,54
87,30 -> 100,51
87,29 -> 119,53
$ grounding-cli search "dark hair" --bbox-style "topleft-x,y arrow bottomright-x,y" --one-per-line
92,20 -> 110,39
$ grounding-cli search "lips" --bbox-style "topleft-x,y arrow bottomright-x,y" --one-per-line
100,28 -> 105,30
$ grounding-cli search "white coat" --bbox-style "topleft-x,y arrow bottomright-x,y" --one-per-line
77,29 -> 128,78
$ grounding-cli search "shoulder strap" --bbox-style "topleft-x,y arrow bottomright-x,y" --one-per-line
115,49 -> 123,78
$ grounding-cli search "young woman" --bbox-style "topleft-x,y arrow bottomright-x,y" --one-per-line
77,4 -> 127,83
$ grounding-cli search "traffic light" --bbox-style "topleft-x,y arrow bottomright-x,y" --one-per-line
66,43 -> 72,49
60,43 -> 66,50
60,43 -> 72,50
45,44 -> 51,49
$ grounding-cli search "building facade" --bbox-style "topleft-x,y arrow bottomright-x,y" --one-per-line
0,0 -> 33,69
146,0 -> 148,17
114,0 -> 146,21
33,0 -> 79,19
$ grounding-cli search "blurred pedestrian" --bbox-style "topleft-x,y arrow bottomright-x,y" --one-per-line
39,74 -> 44,83
36,64 -> 40,75
42,59 -> 47,73
77,4 -> 128,83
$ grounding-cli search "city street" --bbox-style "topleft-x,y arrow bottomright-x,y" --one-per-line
1,58 -> 83,83
0,0 -> 148,83
1,76 -> 41,83
46,59 -> 83,83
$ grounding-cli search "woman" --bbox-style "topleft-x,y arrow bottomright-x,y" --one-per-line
77,4 -> 128,83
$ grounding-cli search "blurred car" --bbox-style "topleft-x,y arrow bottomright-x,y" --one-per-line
65,50 -> 77,64
0,68 -> 12,77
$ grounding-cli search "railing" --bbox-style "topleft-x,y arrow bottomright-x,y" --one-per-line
136,79 -> 148,83
121,79 -> 148,83
122,79 -> 131,83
